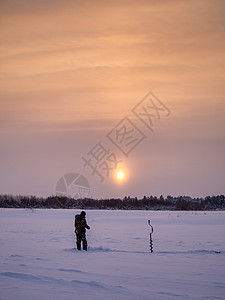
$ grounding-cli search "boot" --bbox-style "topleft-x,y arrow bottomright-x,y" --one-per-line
83,241 -> 87,251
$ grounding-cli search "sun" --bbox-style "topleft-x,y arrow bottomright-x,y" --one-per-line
116,170 -> 125,180
114,169 -> 127,183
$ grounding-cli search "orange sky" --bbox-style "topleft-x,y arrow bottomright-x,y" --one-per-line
0,0 -> 225,198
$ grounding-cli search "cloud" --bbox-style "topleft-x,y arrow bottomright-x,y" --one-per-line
0,0 -> 225,197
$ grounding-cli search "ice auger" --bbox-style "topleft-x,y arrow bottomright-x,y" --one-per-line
148,219 -> 153,253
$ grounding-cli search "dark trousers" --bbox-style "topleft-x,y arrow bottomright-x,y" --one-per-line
76,231 -> 87,251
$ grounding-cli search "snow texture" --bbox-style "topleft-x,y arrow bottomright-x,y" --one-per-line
0,209 -> 225,300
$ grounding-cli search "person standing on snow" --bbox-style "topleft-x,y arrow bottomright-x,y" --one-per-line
74,211 -> 90,251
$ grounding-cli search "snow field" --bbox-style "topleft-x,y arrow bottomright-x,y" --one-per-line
0,209 -> 225,299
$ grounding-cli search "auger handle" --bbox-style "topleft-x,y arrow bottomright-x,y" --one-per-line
148,219 -> 153,234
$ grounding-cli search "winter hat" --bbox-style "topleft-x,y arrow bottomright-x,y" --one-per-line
80,211 -> 86,217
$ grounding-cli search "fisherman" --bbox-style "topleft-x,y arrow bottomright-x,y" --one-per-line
74,211 -> 90,251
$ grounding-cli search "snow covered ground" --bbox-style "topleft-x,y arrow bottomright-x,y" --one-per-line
0,209 -> 225,300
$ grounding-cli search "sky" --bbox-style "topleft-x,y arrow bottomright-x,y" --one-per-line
0,0 -> 225,199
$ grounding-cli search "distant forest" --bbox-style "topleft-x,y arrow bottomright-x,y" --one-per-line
0,194 -> 224,210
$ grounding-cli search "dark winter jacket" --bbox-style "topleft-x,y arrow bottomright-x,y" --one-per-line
75,215 -> 90,234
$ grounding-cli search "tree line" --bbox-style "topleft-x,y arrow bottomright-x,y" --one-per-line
0,194 -> 224,210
